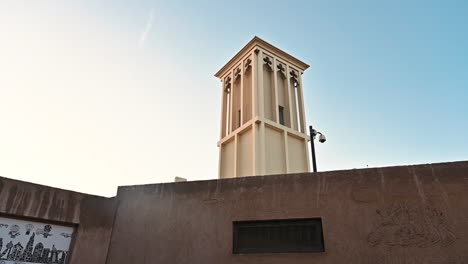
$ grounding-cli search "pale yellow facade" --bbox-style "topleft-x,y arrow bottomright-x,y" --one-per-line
216,37 -> 310,178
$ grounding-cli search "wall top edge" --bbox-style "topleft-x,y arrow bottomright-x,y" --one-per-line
0,175 -> 113,199
117,160 -> 468,194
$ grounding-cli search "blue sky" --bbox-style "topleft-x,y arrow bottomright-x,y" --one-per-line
0,0 -> 467,196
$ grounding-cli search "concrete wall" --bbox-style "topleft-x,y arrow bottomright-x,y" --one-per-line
106,161 -> 468,264
0,176 -> 116,264
2,161 -> 467,263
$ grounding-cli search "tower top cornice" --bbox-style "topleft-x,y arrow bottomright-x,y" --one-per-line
214,36 -> 310,78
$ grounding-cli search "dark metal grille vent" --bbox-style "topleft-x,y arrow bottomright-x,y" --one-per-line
233,218 -> 324,254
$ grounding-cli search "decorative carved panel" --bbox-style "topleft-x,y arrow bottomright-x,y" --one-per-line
367,202 -> 457,248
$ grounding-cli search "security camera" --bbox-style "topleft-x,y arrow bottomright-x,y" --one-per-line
318,134 -> 326,143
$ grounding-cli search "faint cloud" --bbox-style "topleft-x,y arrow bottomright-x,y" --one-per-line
139,8 -> 154,47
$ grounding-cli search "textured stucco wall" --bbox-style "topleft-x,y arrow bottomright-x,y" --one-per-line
106,161 -> 468,264
0,176 -> 116,264
68,196 -> 117,264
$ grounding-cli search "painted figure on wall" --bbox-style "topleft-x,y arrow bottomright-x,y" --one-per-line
0,217 -> 74,264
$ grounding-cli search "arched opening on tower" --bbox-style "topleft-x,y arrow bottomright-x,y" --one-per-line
263,63 -> 276,122
243,67 -> 252,125
276,68 -> 290,128
231,76 -> 241,131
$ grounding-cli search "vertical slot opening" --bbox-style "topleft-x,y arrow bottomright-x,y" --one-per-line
279,106 -> 285,126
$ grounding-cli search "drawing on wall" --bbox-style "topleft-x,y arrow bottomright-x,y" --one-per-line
0,216 -> 74,264
367,202 -> 456,248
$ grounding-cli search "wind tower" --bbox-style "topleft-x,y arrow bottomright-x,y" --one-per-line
216,37 -> 310,178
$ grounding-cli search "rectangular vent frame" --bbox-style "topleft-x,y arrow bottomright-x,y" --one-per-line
233,218 -> 325,254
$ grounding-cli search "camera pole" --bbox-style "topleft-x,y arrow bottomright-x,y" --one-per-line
309,125 -> 318,173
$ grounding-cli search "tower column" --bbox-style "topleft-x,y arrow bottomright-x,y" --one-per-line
297,72 -> 307,133
250,53 -> 258,175
220,81 -> 228,138
286,64 -> 296,130
228,71 -> 234,134
239,66 -> 244,126
256,50 -> 264,119
273,57 -> 280,123
284,131 -> 290,172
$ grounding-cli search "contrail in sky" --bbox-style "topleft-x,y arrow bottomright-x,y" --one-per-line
139,8 -> 154,47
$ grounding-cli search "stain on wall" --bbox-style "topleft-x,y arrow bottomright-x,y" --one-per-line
68,196 -> 117,264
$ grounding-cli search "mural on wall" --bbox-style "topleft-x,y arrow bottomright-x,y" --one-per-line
367,202 -> 456,248
0,216 -> 74,264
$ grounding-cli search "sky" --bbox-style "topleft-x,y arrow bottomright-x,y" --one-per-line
0,0 -> 467,197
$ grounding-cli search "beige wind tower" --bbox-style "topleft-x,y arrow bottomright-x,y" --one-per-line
216,37 -> 310,178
